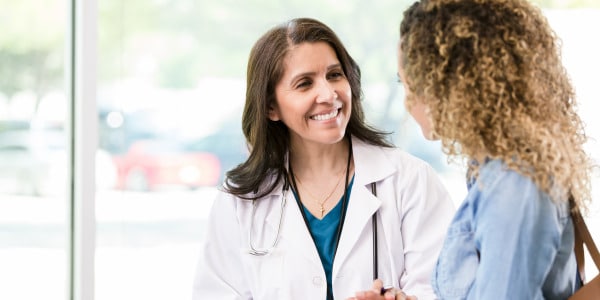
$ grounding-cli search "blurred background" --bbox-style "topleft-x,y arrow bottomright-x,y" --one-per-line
0,0 -> 599,299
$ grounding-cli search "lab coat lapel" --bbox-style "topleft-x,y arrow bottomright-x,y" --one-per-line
332,183 -> 380,273
332,137 -> 395,275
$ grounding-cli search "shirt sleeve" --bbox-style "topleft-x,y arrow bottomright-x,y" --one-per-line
192,191 -> 251,300
468,170 -> 563,299
400,163 -> 456,299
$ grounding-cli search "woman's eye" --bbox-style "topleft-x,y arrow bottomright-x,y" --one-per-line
328,72 -> 344,79
296,80 -> 311,89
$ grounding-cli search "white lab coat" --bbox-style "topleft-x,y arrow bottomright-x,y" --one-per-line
192,137 -> 455,300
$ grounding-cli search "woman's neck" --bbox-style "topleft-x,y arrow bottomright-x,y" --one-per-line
288,137 -> 353,219
289,138 -> 350,180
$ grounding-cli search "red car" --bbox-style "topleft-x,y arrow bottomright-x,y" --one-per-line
112,138 -> 221,191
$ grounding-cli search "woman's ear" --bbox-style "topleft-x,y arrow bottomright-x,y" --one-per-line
268,104 -> 281,121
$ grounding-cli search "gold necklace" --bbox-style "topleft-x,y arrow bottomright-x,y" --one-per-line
295,170 -> 345,217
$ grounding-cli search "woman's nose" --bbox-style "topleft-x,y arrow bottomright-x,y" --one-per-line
316,81 -> 337,103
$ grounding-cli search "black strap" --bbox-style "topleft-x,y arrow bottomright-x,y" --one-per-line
371,182 -> 378,280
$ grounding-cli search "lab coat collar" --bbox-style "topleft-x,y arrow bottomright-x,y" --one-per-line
332,181 -> 380,277
260,136 -> 399,269
350,135 -> 396,186
258,135 -> 396,197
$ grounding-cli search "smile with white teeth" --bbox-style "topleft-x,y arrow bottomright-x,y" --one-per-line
310,109 -> 340,121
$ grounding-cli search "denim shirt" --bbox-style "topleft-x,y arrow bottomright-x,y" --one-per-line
432,159 -> 577,299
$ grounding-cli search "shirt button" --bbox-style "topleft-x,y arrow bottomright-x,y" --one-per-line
312,276 -> 323,286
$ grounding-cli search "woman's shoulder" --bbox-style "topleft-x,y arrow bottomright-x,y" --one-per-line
354,138 -> 433,170
470,159 -> 570,234
221,170 -> 282,200
212,173 -> 283,214
477,159 -> 532,189
358,142 -> 443,188
381,144 -> 437,172
474,159 -> 557,214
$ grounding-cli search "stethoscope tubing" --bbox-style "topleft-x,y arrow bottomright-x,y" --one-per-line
247,182 -> 288,256
247,180 -> 380,282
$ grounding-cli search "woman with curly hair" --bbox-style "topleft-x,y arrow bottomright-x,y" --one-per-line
349,0 -> 594,299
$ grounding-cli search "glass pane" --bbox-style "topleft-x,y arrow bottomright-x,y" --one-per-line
96,1 -> 600,298
546,9 -> 600,281
0,0 -> 69,299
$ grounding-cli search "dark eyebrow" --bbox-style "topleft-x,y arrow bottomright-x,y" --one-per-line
289,71 -> 315,84
327,63 -> 343,71
288,63 -> 343,84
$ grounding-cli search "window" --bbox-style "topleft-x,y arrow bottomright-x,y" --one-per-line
0,1 -> 69,299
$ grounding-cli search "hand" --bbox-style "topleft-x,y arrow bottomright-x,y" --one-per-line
346,279 -> 417,300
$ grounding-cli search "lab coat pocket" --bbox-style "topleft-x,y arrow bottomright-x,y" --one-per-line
433,220 -> 477,299
240,248 -> 285,299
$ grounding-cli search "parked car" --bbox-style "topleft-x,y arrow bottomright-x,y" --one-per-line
112,138 -> 221,191
185,119 -> 248,183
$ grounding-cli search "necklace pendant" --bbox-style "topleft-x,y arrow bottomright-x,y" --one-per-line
320,205 -> 325,217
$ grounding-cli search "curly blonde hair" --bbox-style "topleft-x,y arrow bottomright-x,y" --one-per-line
400,0 -> 592,211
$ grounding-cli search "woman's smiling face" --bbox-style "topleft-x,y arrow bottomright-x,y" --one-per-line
270,41 -> 352,146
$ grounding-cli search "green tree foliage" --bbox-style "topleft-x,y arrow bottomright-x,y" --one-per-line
0,0 -> 65,98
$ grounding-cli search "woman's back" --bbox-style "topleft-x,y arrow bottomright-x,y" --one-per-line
432,159 -> 577,299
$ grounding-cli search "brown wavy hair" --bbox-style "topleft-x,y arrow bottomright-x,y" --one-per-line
225,17 -> 391,200
399,0 -> 592,211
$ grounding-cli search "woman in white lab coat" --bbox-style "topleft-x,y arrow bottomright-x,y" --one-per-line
192,17 -> 455,300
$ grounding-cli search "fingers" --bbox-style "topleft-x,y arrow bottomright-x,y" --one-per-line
381,288 -> 417,300
352,290 -> 381,300
349,281 -> 417,300
370,278 -> 384,294
383,290 -> 396,300
384,288 -> 401,300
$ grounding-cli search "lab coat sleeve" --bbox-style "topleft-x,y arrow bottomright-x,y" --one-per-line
399,163 -> 455,299
192,191 -> 251,300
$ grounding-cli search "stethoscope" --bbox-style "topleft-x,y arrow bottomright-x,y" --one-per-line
247,178 -> 380,280
247,180 -> 289,256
